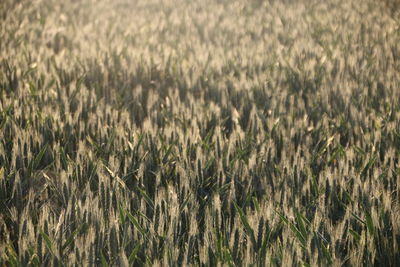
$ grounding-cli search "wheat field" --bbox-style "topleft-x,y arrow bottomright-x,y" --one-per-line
1,0 -> 400,266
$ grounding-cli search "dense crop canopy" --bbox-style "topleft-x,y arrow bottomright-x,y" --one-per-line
1,0 -> 400,265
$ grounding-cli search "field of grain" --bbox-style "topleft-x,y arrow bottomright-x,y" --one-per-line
1,0 -> 400,265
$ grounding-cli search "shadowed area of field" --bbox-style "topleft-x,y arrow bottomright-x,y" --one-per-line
1,0 -> 399,265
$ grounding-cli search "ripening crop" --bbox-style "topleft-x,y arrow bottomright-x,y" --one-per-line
1,0 -> 399,266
